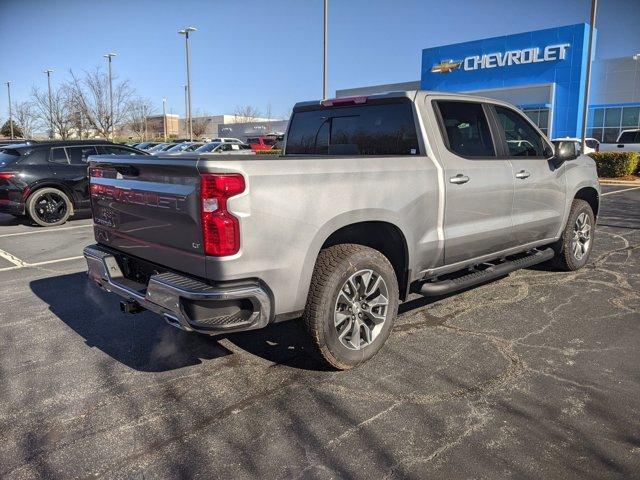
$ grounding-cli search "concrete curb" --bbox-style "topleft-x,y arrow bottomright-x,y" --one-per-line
598,179 -> 640,185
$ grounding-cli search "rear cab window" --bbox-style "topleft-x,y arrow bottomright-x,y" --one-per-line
286,99 -> 420,155
435,101 -> 495,157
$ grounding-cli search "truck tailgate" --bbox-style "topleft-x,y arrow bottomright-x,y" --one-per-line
88,155 -> 206,277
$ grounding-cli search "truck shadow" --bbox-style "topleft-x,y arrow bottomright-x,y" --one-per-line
29,272 -> 326,372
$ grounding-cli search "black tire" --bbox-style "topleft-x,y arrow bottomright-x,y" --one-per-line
27,187 -> 73,227
549,199 -> 595,271
303,244 -> 399,370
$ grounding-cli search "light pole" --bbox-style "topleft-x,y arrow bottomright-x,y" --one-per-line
162,98 -> 167,142
5,81 -> 13,139
183,84 -> 188,137
178,27 -> 196,141
323,0 -> 329,99
44,70 -> 54,139
580,0 -> 597,152
103,53 -> 117,140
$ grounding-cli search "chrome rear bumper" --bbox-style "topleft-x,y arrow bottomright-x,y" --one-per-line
83,244 -> 272,334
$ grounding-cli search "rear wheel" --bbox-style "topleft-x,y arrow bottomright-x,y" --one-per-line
549,199 -> 594,271
303,244 -> 399,370
27,188 -> 72,227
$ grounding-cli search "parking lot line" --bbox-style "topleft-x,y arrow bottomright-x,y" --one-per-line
0,255 -> 84,272
601,186 -> 640,196
0,248 -> 26,267
0,223 -> 93,238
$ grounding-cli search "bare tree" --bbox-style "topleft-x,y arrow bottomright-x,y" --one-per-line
68,67 -> 134,139
233,105 -> 261,123
31,86 -> 75,139
191,110 -> 212,138
12,101 -> 38,139
126,97 -> 156,142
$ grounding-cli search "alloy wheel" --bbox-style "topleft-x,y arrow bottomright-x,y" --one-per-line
334,269 -> 389,350
33,192 -> 68,225
571,212 -> 591,260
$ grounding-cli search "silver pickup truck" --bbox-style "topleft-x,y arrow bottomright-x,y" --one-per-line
84,91 -> 600,369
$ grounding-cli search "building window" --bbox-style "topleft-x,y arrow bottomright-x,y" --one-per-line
588,105 -> 640,142
521,108 -> 550,136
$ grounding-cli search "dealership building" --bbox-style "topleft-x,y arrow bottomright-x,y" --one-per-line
337,23 -> 640,142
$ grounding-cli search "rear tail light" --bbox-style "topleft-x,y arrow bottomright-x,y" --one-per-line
200,173 -> 245,256
0,172 -> 15,180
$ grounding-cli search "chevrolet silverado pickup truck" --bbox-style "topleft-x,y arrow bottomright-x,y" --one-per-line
84,91 -> 600,369
599,129 -> 640,153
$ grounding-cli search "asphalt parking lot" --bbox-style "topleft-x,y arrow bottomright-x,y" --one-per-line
0,185 -> 638,479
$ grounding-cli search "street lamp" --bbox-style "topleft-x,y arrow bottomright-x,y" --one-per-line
633,53 -> 640,61
182,84 -> 188,136
43,70 -> 54,139
178,26 -> 196,141
5,81 -> 13,139
103,53 -> 117,140
162,98 -> 167,142
323,0 -> 328,100
580,0 -> 598,152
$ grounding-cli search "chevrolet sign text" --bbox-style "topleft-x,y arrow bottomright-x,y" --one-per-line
463,43 -> 570,71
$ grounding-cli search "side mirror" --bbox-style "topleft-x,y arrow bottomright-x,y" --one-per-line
551,140 -> 580,167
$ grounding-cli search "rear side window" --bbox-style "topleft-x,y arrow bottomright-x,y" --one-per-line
50,147 -> 69,164
20,149 -> 48,165
287,102 -> 419,155
66,146 -> 98,164
436,101 -> 495,157
494,106 -> 546,157
618,131 -> 639,143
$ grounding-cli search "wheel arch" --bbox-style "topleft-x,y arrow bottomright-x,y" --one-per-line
296,213 -> 412,307
25,181 -> 76,211
574,186 -> 599,218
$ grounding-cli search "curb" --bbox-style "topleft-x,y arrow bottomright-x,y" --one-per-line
598,179 -> 640,185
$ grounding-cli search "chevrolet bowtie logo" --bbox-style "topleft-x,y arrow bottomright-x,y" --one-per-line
431,59 -> 462,73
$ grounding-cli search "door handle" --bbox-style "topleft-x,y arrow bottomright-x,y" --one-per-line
449,174 -> 469,184
515,170 -> 531,179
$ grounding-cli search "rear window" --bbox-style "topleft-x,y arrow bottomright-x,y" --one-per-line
287,102 -> 419,155
0,150 -> 21,166
618,131 -> 639,143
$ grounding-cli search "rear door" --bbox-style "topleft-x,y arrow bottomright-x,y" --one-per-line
64,145 -> 98,208
491,105 -> 566,245
433,100 -> 516,265
89,154 -> 206,277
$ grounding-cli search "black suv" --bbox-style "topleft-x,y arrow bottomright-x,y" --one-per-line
0,140 -> 146,226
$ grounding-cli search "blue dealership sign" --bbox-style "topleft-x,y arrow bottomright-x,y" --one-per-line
421,24 -> 591,137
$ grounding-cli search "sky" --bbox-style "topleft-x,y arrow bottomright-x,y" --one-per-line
1,0 -> 639,120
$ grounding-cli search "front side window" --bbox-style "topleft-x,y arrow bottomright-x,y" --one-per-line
287,102 -> 419,155
494,106 -> 546,157
618,131 -> 640,143
436,101 -> 495,157
66,146 -> 97,164
50,148 -> 69,164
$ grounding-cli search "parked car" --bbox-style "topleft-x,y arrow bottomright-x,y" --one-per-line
134,141 -> 162,151
193,142 -> 254,155
0,140 -> 147,226
552,137 -> 599,155
246,135 -> 277,151
84,91 -> 599,369
147,142 -> 180,155
163,142 -> 204,155
599,129 -> 640,153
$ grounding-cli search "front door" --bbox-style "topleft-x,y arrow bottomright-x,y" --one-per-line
491,105 -> 566,245
434,100 -> 516,265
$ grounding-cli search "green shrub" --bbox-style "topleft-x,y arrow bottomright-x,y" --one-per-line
255,149 -> 282,155
589,151 -> 638,178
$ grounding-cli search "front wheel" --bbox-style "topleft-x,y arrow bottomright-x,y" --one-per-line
549,199 -> 595,271
27,188 -> 72,227
303,244 -> 399,370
